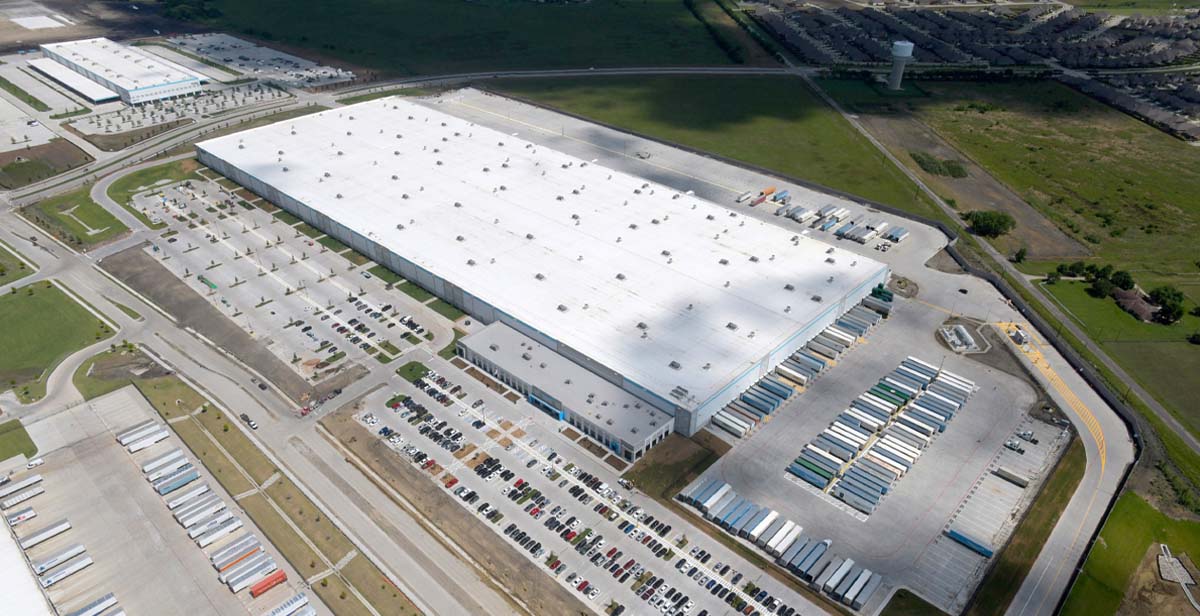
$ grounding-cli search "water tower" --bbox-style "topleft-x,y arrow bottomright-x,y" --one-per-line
888,41 -> 914,91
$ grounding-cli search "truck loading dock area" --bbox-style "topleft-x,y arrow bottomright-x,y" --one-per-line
10,387 -> 316,615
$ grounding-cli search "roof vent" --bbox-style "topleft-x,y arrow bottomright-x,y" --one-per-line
726,322 -> 738,331
525,233 -> 535,240
749,256 -> 759,263
706,215 -> 715,221
396,224 -> 405,230
521,352 -> 532,360
456,235 -> 464,242
651,219 -> 661,225
467,259 -> 476,266
571,214 -> 580,220
812,295 -> 823,302
557,304 -> 568,312
784,306 -> 791,313
346,131 -> 352,136
827,276 -> 834,283
336,193 -> 343,199
402,194 -> 409,199
826,247 -> 835,254
718,258 -> 729,265
238,144 -> 244,149
668,361 -> 681,370
391,175 -> 398,180
629,224 -> 639,230
703,363 -> 711,370
535,273 -> 545,281
556,195 -> 564,201
825,257 -> 835,264
277,150 -> 284,155
499,185 -> 507,191
636,322 -> 648,330
394,151 -> 400,155
337,151 -> 344,156
687,303 -> 694,310
396,134 -> 403,138
454,202 -> 463,208
483,167 -> 490,172
324,172 -> 331,178
661,250 -> 671,257
489,344 -> 499,351
282,167 -> 289,172
436,161 -> 443,166
615,273 -> 626,280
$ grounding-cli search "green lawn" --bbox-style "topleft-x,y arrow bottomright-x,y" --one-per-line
1063,492 -> 1200,615
24,185 -> 129,247
0,75 -> 48,111
273,209 -> 302,225
0,281 -> 114,402
967,439 -> 1085,616
318,235 -> 350,253
491,76 -> 931,214
337,86 -> 447,105
427,298 -> 465,321
0,420 -> 36,462
1042,280 -> 1200,437
881,589 -> 946,616
395,360 -> 429,383
196,0 -> 731,76
0,239 -> 34,285
438,329 -> 465,360
397,281 -> 433,303
367,264 -> 403,285
106,159 -> 203,229
1068,0 -> 1200,12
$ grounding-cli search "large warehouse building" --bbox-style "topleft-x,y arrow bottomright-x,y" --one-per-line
39,38 -> 203,105
196,97 -> 889,451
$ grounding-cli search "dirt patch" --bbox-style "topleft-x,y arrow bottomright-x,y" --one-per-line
64,118 -> 193,152
465,366 -> 508,395
855,112 -> 1088,261
578,438 -> 608,459
450,357 -> 468,369
486,429 -> 501,440
690,429 -> 733,457
453,443 -> 477,460
1117,544 -> 1198,616
99,243 -> 357,402
561,428 -> 581,441
926,248 -> 966,275
889,275 -> 919,299
0,138 -> 92,189
320,410 -> 592,616
499,420 -> 513,431
504,392 -> 520,403
604,455 -> 628,472
498,437 -> 513,448
511,428 -> 526,439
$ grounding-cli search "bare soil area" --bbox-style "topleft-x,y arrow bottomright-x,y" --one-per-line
856,112 -> 1088,261
1116,544 -> 1198,616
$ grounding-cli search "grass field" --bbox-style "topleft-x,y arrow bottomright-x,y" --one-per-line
0,419 -> 36,462
0,239 -> 33,285
395,360 -> 428,383
193,406 -> 277,485
0,75 -> 48,111
881,589 -> 946,616
0,281 -> 113,401
1068,0 -> 1200,12
24,185 -> 129,247
336,86 -> 447,105
622,434 -> 722,500
266,475 -> 356,562
107,159 -> 203,228
397,281 -> 433,303
491,76 -> 931,215
201,0 -> 731,75
1042,280 -> 1200,437
438,330 -> 465,360
967,439 -> 1085,616
367,264 -> 403,285
427,298 -> 465,321
1062,492 -> 1200,615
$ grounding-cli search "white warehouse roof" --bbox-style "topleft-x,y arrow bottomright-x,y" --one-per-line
40,37 -> 202,93
197,97 -> 888,410
27,57 -> 119,102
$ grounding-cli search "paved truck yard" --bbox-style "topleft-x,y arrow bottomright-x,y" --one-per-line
5,387 -> 321,615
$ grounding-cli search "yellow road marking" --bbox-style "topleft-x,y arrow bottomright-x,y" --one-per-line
994,322 -> 1106,473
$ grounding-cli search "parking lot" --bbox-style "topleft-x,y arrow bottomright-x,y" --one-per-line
140,173 -> 453,386
166,33 -> 356,88
350,356 -> 827,616
6,387 -> 316,615
69,84 -> 290,136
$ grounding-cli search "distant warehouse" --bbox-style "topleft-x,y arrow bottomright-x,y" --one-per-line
38,37 -> 204,105
196,97 -> 889,456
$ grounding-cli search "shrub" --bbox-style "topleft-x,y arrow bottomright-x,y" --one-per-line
1110,270 -> 1135,291
963,211 -> 1016,238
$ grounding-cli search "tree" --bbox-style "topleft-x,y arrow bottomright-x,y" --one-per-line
1150,286 -> 1186,324
963,211 -> 1016,238
1189,333 -> 1200,345
1110,270 -> 1135,291
1013,247 -> 1027,263
1088,278 -> 1116,299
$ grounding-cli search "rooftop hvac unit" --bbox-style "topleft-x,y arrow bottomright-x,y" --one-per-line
719,259 -> 729,265
825,258 -> 835,263
483,167 -> 490,172
661,250 -> 671,257
826,247 -> 835,254
535,273 -> 545,280
557,305 -> 568,312
812,295 -> 823,302
282,167 -> 288,172
454,202 -> 462,208
489,344 -> 499,351
636,322 -> 648,330
726,322 -> 738,331
522,353 -> 532,360
526,233 -> 534,240
707,215 -> 715,220
784,284 -> 795,291
337,151 -> 344,156
615,273 -> 626,280
750,256 -> 759,263
466,259 -> 475,266
669,361 -> 681,370
346,131 -> 352,136
456,236 -> 464,242
336,194 -> 343,199
651,219 -> 661,225
629,223 -> 638,230
324,172 -> 331,177
500,186 -> 507,191
394,151 -> 400,155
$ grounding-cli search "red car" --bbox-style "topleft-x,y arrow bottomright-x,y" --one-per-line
577,581 -> 589,592
565,531 -> 577,541
514,479 -> 525,488
444,478 -> 458,489
530,507 -> 540,516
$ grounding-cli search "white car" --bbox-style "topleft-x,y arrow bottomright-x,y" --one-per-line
25,458 -> 44,469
